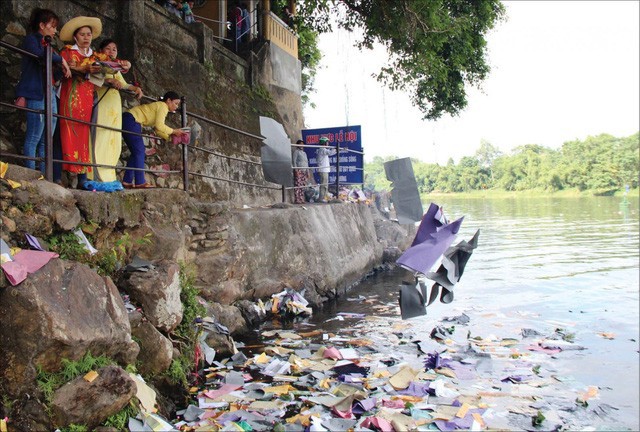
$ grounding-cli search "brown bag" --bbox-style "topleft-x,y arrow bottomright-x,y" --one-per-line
14,97 -> 26,108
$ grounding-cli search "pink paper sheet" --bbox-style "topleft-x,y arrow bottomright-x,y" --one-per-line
1,250 -> 59,286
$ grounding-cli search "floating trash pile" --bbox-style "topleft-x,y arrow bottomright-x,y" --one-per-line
138,294 -> 620,432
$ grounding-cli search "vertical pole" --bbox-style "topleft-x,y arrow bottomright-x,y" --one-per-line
281,185 -> 285,203
180,96 -> 189,192
334,141 -> 340,200
262,0 -> 270,40
44,36 -> 53,182
234,19 -> 238,52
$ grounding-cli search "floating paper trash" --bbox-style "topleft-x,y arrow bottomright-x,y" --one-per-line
164,276 -> 621,432
265,288 -> 312,317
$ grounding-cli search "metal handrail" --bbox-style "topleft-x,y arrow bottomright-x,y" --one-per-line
187,110 -> 263,141
2,18 -> 361,203
1,36 -> 278,197
191,14 -> 234,43
188,143 -> 261,166
0,40 -> 38,59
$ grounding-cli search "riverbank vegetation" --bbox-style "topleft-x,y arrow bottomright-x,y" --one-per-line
364,132 -> 639,196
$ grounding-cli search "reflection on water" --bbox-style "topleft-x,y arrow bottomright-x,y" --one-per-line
426,196 -> 640,428
246,196 -> 640,430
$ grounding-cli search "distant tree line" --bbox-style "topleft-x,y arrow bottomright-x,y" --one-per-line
364,132 -> 639,194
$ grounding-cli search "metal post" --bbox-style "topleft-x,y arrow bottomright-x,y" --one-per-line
281,185 -> 285,203
180,96 -> 189,192
334,141 -> 340,199
44,36 -> 53,182
262,0 -> 271,40
234,19 -> 238,53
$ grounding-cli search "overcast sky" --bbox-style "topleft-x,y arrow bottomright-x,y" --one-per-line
302,1 -> 640,164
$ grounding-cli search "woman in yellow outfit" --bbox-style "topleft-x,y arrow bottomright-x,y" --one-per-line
90,39 -> 142,182
121,91 -> 187,188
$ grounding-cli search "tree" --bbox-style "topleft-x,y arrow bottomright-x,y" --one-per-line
615,132 -> 640,188
413,161 -> 442,193
297,26 -> 322,108
296,0 -> 506,119
363,155 -> 396,191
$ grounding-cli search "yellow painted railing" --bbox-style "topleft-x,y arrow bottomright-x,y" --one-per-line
264,12 -> 298,59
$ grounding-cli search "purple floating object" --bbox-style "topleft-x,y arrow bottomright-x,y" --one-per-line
352,397 -> 377,415
425,351 -> 442,370
397,381 -> 431,397
501,374 -> 532,383
447,361 -> 477,380
397,213 -> 463,276
411,203 -> 448,246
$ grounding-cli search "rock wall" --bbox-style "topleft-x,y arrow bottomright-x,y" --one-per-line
189,202 -> 383,307
0,166 -> 410,402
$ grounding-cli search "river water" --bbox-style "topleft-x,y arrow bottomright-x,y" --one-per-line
242,196 -> 640,430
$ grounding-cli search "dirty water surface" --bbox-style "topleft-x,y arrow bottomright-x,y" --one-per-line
167,196 -> 638,431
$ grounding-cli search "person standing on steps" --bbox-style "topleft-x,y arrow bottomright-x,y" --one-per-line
315,136 -> 336,203
58,16 -> 103,189
90,38 -> 142,183
292,139 -> 310,204
14,8 -> 71,173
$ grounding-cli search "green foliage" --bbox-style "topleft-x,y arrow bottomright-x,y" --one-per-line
60,359 -> 81,383
532,410 -> 545,427
93,250 -> 119,277
1,394 -> 14,414
297,25 -> 322,108
363,132 -> 639,196
36,366 -> 62,403
160,263 -> 206,387
125,363 -> 138,374
94,232 -> 152,277
102,400 -> 139,429
250,84 -> 278,117
165,357 -> 191,387
48,229 -> 150,278
17,202 -> 34,213
47,232 -> 88,261
176,263 -> 206,342
297,0 -> 505,119
364,156 -> 394,191
252,84 -> 274,104
36,352 -> 114,404
59,425 -> 88,432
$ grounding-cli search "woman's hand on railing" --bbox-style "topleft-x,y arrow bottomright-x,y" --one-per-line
61,58 -> 72,79
128,86 -> 143,100
106,78 -> 124,90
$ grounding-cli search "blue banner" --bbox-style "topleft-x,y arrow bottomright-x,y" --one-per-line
301,125 -> 363,185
